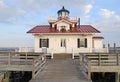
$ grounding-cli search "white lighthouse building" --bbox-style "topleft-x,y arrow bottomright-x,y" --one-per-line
27,6 -> 106,54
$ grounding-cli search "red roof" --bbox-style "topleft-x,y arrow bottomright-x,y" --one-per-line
27,25 -> 100,34
93,36 -> 104,39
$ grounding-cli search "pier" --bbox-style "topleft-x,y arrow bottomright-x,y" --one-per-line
30,59 -> 90,82
0,52 -> 120,82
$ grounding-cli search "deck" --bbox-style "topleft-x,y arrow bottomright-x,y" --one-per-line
30,59 -> 90,82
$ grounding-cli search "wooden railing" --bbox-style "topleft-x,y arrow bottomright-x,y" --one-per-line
79,54 -> 91,80
0,52 -> 46,79
79,53 -> 120,80
0,52 -> 40,65
85,53 -> 120,66
32,54 -> 46,79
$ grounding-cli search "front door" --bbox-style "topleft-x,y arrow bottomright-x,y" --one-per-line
61,39 -> 66,53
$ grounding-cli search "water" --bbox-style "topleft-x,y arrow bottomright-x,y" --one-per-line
109,47 -> 120,53
0,47 -> 18,52
9,71 -> 32,82
91,72 -> 115,82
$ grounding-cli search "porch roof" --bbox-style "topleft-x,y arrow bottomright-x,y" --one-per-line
93,36 -> 104,39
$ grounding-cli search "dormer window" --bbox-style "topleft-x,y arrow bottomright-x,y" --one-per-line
61,26 -> 66,30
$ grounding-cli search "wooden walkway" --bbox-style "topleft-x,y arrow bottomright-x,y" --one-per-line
30,59 -> 91,82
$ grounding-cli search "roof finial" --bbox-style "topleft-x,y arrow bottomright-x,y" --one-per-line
57,6 -> 70,14
62,6 -> 65,9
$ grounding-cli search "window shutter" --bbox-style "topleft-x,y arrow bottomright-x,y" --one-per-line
39,39 -> 42,48
85,38 -> 87,48
47,39 -> 49,48
61,39 -> 62,47
77,38 -> 80,48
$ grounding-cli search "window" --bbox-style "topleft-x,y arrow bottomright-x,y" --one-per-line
61,26 -> 66,30
77,38 -> 87,48
39,39 -> 49,48
61,39 -> 66,47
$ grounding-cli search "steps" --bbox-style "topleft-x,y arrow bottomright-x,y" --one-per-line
53,53 -> 72,59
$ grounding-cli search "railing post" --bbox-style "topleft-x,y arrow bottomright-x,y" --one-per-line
88,60 -> 91,80
5,71 -> 10,82
51,52 -> 53,59
72,53 -> 74,59
82,54 -> 85,62
98,53 -> 101,66
114,43 -> 116,53
8,52 -> 11,65
72,49 -> 74,59
80,54 -> 82,62
115,72 -> 119,82
44,55 -> 46,63
32,59 -> 35,79
116,53 -> 119,65
25,52 -> 28,64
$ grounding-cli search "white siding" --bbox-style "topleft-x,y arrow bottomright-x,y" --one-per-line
93,39 -> 103,49
34,34 -> 93,53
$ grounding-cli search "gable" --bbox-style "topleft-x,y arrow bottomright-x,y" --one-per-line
57,22 -> 70,31
54,19 -> 72,25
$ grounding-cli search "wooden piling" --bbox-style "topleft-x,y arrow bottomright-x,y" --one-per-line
114,43 -> 116,53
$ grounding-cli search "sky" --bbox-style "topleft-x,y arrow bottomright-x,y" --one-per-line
0,0 -> 120,47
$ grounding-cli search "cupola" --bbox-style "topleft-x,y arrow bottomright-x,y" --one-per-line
57,6 -> 70,19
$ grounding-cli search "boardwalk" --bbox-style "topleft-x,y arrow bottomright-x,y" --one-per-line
30,59 -> 90,82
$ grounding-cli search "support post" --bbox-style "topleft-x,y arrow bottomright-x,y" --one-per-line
115,72 -> 119,82
25,52 -> 28,64
8,52 -> 11,65
32,59 -> 35,79
114,43 -> 116,53
117,53 -> 119,65
72,53 -> 74,59
5,71 -> 9,82
88,61 -> 91,80
108,44 -> 110,52
98,53 -> 101,66
80,54 -> 83,62
72,48 -> 74,59
108,44 -> 110,48
51,52 -> 53,59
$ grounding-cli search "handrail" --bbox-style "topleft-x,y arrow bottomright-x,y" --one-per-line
0,52 -> 46,79
0,52 -> 41,65
32,54 -> 46,79
79,53 -> 120,80
85,53 -> 120,66
79,54 -> 91,80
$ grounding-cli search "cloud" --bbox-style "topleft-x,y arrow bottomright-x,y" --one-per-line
89,9 -> 120,32
84,4 -> 93,14
0,1 -> 26,24
115,15 -> 120,22
87,8 -> 120,33
99,9 -> 115,19
0,0 -> 93,24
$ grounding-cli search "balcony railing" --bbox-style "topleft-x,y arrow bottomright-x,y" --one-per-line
18,47 -> 34,52
92,47 -> 108,53
48,16 -> 78,21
